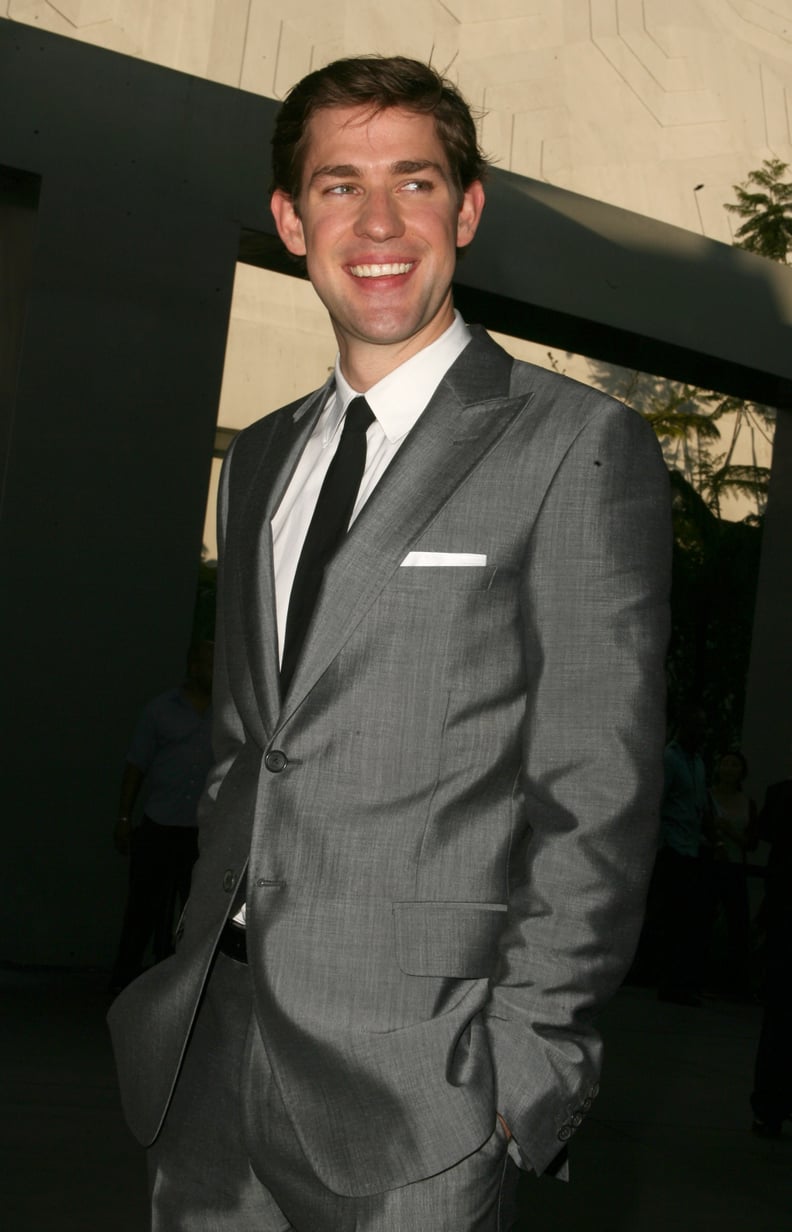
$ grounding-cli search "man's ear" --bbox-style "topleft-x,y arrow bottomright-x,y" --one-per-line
456,180 -> 485,250
271,189 -> 306,257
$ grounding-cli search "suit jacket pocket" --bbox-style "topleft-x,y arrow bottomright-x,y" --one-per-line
390,565 -> 498,592
393,901 -> 508,977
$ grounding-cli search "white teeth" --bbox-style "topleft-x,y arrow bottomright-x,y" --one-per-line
349,262 -> 413,277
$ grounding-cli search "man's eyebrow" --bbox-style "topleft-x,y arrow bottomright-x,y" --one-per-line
310,164 -> 361,184
308,159 -> 448,184
390,160 -> 447,177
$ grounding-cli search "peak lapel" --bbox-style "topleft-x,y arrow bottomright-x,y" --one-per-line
278,332 -> 530,717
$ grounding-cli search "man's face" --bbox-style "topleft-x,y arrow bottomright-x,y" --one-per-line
271,105 -> 484,381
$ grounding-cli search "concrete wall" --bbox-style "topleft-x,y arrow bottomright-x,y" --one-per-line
0,26 -> 275,965
7,1 -> 791,235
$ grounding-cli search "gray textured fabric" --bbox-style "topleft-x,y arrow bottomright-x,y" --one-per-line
109,328 -> 671,1199
149,953 -> 516,1230
148,955 -> 291,1231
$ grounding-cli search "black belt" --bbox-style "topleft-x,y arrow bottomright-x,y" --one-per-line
218,919 -> 248,964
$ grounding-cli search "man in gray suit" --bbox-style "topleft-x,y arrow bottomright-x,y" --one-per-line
109,55 -> 671,1230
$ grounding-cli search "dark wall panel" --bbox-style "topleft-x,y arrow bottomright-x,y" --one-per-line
0,21 -> 274,965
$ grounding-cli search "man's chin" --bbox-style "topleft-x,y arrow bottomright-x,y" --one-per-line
336,306 -> 453,354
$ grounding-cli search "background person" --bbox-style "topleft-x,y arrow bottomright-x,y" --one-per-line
707,749 -> 756,998
109,640 -> 213,995
655,703 -> 711,1006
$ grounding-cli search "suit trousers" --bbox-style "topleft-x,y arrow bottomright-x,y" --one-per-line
148,952 -> 518,1232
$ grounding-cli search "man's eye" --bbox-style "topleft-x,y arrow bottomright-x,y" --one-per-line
326,184 -> 357,195
401,179 -> 433,192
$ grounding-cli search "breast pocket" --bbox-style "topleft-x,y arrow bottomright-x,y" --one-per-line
390,565 -> 499,592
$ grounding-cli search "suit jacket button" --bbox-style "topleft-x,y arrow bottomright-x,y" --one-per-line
223,870 -> 237,893
558,1126 -> 572,1142
265,749 -> 288,772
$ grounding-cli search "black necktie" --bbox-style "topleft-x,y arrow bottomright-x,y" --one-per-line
281,396 -> 375,694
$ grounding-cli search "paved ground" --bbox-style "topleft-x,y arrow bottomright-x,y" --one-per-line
1,968 -> 788,1231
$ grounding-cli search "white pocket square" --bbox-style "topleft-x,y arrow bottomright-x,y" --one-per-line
400,552 -> 487,566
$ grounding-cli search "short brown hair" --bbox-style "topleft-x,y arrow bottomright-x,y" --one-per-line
271,55 -> 489,202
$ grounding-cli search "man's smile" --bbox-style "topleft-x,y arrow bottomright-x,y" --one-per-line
348,262 -> 416,278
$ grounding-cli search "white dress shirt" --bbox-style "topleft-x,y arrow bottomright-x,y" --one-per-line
270,312 -> 472,661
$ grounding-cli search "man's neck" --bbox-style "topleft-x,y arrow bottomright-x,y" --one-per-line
335,309 -> 457,391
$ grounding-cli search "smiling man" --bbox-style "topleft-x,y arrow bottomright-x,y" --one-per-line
271,104 -> 483,383
109,56 -> 671,1231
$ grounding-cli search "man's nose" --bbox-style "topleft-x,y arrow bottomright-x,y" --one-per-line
353,188 -> 405,240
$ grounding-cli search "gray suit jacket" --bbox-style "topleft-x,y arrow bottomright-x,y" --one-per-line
108,329 -> 671,1195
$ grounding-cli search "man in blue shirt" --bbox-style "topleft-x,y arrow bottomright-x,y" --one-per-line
110,641 -> 214,994
655,703 -> 710,1006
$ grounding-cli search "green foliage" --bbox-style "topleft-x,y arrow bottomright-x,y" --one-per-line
657,160 -> 789,744
725,157 -> 792,261
579,363 -> 774,522
573,347 -> 775,750
665,471 -> 763,753
614,381 -> 769,749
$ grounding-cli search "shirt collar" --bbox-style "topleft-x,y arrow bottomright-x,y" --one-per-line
326,312 -> 471,445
